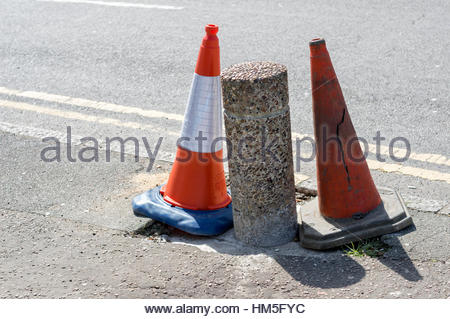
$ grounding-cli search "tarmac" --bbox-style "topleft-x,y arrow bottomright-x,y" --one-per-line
0,131 -> 448,298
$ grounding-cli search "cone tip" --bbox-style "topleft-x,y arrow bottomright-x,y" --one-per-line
205,24 -> 219,35
310,38 -> 326,46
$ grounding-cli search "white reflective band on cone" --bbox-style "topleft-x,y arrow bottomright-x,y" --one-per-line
179,74 -> 223,153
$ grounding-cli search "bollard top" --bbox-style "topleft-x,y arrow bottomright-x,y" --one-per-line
221,61 -> 286,82
221,61 -> 289,116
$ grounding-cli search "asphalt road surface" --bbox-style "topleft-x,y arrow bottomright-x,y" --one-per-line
0,0 -> 449,299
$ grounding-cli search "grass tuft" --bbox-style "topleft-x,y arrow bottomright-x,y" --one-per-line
342,237 -> 390,258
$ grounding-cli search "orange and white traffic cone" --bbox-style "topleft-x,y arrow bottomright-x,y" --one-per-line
299,38 -> 413,250
132,24 -> 233,236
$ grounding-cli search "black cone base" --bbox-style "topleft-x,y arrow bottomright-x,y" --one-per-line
299,187 -> 413,250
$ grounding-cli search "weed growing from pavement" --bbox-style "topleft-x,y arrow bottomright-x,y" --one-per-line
342,238 -> 391,258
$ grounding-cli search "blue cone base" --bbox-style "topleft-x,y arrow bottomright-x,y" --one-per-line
132,185 -> 233,236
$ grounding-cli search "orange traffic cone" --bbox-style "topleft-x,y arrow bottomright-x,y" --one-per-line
161,24 -> 230,211
132,25 -> 233,236
311,38 -> 381,219
299,38 -> 413,250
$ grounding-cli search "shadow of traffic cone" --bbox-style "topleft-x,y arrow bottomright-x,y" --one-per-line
299,38 -> 413,250
132,24 -> 233,236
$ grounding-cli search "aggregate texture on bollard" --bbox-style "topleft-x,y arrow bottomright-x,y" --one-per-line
221,61 -> 297,247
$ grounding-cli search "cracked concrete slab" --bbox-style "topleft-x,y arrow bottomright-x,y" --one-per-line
403,195 -> 448,214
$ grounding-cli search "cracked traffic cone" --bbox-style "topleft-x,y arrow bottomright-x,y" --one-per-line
132,24 -> 233,236
298,38 -> 413,250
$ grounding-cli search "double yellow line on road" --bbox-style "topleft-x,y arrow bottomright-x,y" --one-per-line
0,98 -> 179,137
0,86 -> 448,183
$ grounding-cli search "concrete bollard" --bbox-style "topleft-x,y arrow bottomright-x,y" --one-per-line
221,61 -> 297,247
